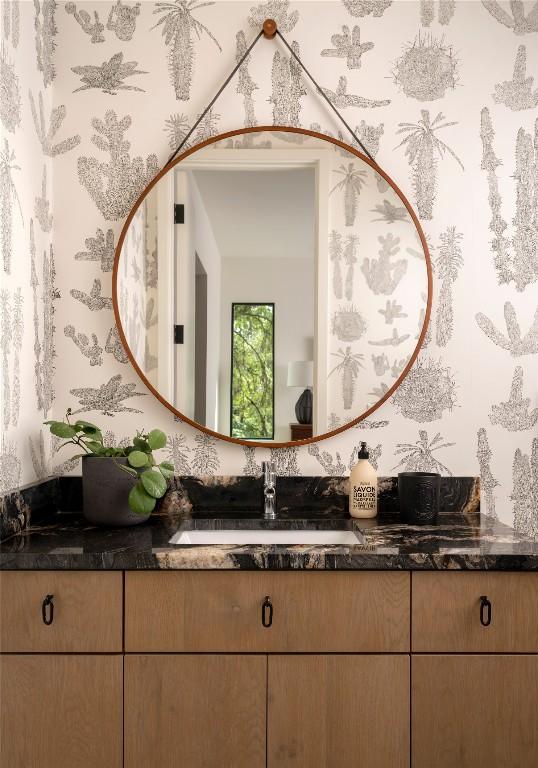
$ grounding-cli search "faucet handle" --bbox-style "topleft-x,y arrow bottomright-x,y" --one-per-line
262,461 -> 276,483
262,461 -> 277,519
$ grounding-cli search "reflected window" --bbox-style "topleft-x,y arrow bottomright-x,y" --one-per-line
231,303 -> 274,440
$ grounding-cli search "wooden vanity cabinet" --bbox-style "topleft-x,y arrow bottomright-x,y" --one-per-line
0,571 -> 123,768
3,569 -> 538,768
123,571 -> 410,768
412,572 -> 538,768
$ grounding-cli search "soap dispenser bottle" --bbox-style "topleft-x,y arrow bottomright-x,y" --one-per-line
349,442 -> 378,518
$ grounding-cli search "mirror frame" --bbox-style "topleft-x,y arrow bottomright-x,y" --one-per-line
113,126 -> 433,448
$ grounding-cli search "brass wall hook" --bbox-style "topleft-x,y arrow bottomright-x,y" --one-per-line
262,18 -> 277,39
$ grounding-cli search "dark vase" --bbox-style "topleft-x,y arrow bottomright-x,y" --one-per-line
82,456 -> 151,527
398,471 -> 441,525
295,388 -> 313,424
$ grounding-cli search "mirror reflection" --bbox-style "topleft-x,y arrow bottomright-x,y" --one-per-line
116,129 -> 430,443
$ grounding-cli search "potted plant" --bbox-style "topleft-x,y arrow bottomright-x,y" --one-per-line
44,409 -> 174,526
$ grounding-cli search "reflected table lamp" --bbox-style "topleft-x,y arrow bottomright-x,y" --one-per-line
287,361 -> 313,425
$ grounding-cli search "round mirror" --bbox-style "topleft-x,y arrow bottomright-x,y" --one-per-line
113,127 -> 431,447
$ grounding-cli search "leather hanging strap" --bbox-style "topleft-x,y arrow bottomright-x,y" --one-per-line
166,20 -> 376,167
274,29 -> 374,162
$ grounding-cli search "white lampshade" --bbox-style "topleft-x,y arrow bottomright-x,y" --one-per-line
287,360 -> 313,388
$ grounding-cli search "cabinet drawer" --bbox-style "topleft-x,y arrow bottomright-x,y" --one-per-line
412,572 -> 538,652
0,571 -> 123,652
125,571 -> 409,652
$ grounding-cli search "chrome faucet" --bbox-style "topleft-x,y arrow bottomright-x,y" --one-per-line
262,461 -> 276,519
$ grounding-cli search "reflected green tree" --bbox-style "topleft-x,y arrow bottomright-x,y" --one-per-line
231,304 -> 274,440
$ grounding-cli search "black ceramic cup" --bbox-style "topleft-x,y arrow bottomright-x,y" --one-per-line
398,472 -> 441,525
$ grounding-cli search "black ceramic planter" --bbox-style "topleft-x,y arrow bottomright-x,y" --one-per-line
398,471 -> 441,525
82,456 -> 150,527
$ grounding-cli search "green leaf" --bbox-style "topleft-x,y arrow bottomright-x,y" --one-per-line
128,482 -> 156,515
133,436 -> 150,453
83,440 -> 106,454
140,469 -> 167,499
159,462 -> 174,480
115,461 -> 138,478
128,450 -> 149,468
147,429 -> 167,451
48,422 -> 77,439
74,420 -> 101,436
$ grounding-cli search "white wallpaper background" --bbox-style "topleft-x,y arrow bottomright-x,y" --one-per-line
0,1 -> 56,491
1,0 -> 538,537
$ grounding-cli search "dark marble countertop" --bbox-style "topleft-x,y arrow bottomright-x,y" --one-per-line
2,508 -> 538,570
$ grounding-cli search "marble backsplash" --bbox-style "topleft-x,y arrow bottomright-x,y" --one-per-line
166,475 -> 479,515
1,475 -> 480,541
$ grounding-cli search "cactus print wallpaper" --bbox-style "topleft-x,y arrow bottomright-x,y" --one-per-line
0,1 -> 57,492
1,0 -> 538,538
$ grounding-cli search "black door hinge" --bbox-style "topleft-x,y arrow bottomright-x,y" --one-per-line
174,204 -> 184,224
174,325 -> 184,344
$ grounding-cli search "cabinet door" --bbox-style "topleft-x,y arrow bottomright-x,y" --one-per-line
268,655 -> 409,768
125,654 -> 266,768
413,655 -> 538,768
0,655 -> 122,768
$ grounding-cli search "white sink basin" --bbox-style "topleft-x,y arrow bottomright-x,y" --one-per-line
169,529 -> 364,546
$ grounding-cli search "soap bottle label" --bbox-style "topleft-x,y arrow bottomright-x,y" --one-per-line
352,481 -> 376,511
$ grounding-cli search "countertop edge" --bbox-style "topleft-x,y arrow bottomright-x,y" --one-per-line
2,552 -> 538,571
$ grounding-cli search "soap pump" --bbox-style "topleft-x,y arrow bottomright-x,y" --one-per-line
349,442 -> 378,519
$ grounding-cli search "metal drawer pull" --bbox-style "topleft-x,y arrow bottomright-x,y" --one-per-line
261,596 -> 273,628
42,594 -> 54,626
479,595 -> 491,627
